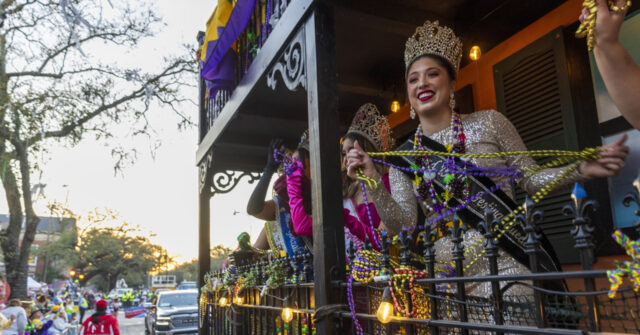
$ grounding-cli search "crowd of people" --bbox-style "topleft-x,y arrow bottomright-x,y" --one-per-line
0,286 -> 153,335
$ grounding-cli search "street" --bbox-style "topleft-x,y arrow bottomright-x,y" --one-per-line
117,311 -> 146,335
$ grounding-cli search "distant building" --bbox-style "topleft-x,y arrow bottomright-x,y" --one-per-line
0,215 -> 76,277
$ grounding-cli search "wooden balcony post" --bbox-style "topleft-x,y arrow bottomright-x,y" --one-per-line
305,2 -> 345,334
198,158 -> 212,335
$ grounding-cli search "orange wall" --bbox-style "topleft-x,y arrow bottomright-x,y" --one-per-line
456,0 -> 584,110
389,0 -> 585,129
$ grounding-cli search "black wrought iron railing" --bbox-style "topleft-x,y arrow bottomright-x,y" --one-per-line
199,0 -> 292,141
202,183 -> 640,334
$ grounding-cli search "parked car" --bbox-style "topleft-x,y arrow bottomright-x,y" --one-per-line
145,289 -> 198,335
177,281 -> 197,290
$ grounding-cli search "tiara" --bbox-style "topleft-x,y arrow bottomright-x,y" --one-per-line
404,20 -> 463,75
298,130 -> 309,151
346,103 -> 393,152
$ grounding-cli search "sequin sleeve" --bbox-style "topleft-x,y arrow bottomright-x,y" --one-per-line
488,110 -> 586,195
367,167 -> 417,235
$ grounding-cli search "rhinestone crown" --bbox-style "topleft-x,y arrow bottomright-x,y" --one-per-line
404,20 -> 463,76
347,103 -> 393,152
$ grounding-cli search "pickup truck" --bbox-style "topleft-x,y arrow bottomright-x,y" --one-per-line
145,289 -> 198,335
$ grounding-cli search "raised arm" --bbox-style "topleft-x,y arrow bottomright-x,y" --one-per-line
584,0 -> 640,129
491,111 -> 627,195
246,139 -> 283,221
286,161 -> 313,236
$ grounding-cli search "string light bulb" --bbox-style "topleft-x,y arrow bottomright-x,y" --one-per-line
469,46 -> 481,61
281,297 -> 294,323
391,100 -> 401,113
218,291 -> 229,307
376,287 -> 394,324
233,288 -> 245,305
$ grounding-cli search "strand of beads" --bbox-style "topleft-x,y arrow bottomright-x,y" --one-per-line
346,274 -> 364,335
368,147 -> 601,161
576,0 -> 632,50
357,172 -> 381,249
389,268 -> 429,318
462,162 -> 581,271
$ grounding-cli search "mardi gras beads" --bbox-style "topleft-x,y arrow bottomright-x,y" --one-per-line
576,0 -> 633,50
607,230 -> 640,298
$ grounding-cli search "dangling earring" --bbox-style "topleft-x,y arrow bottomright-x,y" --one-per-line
410,107 -> 416,119
449,92 -> 456,111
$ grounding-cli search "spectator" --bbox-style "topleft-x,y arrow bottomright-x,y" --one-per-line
1,299 -> 26,335
0,312 -> 16,332
79,300 -> 119,335
581,0 -> 640,129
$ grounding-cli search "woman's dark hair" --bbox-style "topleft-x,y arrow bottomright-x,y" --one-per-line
341,133 -> 388,199
406,54 -> 456,82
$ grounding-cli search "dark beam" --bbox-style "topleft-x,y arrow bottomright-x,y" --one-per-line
305,2 -> 345,335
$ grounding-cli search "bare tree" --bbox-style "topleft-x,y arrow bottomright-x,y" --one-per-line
0,0 -> 196,298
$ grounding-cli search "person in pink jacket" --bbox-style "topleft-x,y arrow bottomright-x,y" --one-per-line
286,104 -> 394,254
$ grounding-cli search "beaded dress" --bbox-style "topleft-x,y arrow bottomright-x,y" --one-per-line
369,110 -> 583,298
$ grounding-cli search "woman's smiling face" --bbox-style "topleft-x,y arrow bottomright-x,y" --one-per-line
406,56 -> 456,117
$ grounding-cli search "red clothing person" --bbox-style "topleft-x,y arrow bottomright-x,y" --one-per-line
79,300 -> 120,335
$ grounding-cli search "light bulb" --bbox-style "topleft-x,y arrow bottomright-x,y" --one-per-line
469,46 -> 481,61
218,296 -> 228,307
376,287 -> 394,323
282,307 -> 294,323
391,101 -> 401,113
233,296 -> 244,305
376,301 -> 394,324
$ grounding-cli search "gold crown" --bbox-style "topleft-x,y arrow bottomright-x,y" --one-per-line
346,103 -> 393,152
404,20 -> 463,75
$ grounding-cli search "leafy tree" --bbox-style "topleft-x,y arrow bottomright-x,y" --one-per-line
34,207 -> 167,292
74,223 -> 165,291
0,0 -> 195,298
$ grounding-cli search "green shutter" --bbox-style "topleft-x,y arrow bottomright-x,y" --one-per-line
494,27 -> 579,264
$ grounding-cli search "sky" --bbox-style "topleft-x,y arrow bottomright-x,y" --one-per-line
0,0 -> 268,263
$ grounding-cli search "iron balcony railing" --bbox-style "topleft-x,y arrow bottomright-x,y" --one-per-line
199,0 -> 292,141
202,179 -> 640,334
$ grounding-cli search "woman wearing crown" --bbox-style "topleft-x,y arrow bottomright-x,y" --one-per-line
284,104 -> 394,255
341,103 -> 396,252
345,20 -> 629,297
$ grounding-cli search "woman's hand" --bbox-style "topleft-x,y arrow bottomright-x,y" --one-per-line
265,138 -> 283,172
580,133 -> 629,178
345,140 -> 381,181
579,0 -> 629,47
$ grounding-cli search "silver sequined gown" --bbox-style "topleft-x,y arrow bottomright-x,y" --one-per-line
369,110 -> 584,300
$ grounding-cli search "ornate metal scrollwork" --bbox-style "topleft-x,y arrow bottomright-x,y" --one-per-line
210,170 -> 261,196
267,27 -> 306,92
198,152 -> 213,195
